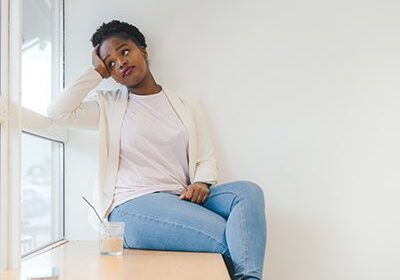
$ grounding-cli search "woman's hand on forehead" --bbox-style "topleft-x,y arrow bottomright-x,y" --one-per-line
92,44 -> 110,79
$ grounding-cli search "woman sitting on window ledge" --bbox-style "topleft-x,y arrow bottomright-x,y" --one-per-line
47,20 -> 267,280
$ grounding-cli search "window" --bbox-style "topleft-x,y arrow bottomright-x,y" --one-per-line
0,0 -> 8,270
21,132 -> 64,255
0,0 -> 66,268
20,0 -> 65,256
22,0 -> 63,116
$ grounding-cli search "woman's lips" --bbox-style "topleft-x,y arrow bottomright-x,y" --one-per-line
122,66 -> 134,77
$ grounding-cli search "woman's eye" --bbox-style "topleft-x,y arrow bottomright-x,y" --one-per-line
122,49 -> 129,56
108,61 -> 115,68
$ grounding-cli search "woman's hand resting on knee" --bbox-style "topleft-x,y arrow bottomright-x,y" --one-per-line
179,182 -> 210,204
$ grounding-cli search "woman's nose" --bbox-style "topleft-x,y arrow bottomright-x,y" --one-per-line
118,59 -> 128,68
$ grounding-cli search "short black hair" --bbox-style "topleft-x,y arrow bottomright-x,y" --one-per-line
90,20 -> 147,48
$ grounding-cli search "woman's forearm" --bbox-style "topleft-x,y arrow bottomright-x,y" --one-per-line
47,67 -> 103,129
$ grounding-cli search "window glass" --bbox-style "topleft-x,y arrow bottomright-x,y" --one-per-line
21,132 -> 64,255
21,0 -> 61,115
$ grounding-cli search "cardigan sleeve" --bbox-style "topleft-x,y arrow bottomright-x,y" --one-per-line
47,67 -> 102,130
192,99 -> 218,186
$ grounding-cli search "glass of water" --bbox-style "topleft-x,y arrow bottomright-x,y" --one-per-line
99,221 -> 125,256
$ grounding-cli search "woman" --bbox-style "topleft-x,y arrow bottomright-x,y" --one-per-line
47,20 -> 266,280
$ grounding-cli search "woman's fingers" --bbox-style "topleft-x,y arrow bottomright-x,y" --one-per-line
200,192 -> 209,204
180,187 -> 193,200
192,188 -> 205,203
196,192 -> 207,204
93,44 -> 99,54
185,188 -> 194,200
193,188 -> 209,204
180,185 -> 209,205
179,189 -> 186,199
92,44 -> 110,78
92,44 -> 101,64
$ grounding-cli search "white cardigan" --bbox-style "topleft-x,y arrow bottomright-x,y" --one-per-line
47,68 -> 218,221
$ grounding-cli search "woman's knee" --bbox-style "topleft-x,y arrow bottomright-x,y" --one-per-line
234,180 -> 265,204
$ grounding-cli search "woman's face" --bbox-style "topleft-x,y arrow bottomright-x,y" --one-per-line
98,36 -> 148,87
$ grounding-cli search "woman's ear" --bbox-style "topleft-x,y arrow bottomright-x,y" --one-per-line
140,46 -> 148,59
140,46 -> 149,65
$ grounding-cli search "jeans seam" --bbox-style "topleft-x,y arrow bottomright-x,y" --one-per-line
115,208 -> 229,254
208,189 -> 250,276
240,200 -> 249,277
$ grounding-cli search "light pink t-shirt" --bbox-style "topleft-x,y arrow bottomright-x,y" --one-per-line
112,89 -> 190,209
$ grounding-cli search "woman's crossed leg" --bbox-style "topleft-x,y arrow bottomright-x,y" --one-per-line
108,180 -> 266,280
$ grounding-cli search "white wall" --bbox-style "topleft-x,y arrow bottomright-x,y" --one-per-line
64,0 -> 400,279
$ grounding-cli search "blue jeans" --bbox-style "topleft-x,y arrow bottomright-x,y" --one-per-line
108,180 -> 267,280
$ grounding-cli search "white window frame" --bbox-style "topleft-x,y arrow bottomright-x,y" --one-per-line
0,0 -> 67,270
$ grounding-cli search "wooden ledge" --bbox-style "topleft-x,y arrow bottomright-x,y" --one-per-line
1,241 -> 231,280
